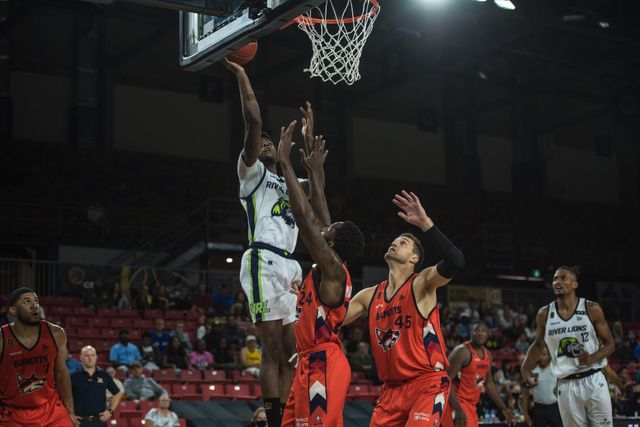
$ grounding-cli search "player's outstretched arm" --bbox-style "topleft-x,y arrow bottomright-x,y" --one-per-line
581,301 -> 615,365
485,353 -> 516,426
519,388 -> 533,426
50,324 -> 79,426
392,191 -> 465,293
446,344 -> 470,427
343,287 -> 376,326
223,58 -> 262,167
277,121 -> 345,307
300,135 -> 331,228
521,307 -> 548,387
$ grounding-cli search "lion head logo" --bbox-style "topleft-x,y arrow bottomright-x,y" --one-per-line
557,337 -> 583,358
271,198 -> 295,228
375,328 -> 400,351
16,373 -> 46,394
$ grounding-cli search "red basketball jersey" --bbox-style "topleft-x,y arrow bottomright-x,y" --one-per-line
294,264 -> 352,353
453,341 -> 490,404
368,274 -> 449,384
0,321 -> 59,408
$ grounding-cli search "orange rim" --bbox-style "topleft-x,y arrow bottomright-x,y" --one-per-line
292,0 -> 379,26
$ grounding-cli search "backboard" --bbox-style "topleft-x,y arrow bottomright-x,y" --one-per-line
179,0 -> 327,71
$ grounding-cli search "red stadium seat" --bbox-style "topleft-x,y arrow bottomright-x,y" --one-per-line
138,400 -> 155,415
165,310 -> 185,320
171,384 -> 200,400
231,370 -> 259,385
59,296 -> 81,306
133,318 -> 154,329
347,385 -> 377,402
119,309 -> 139,318
144,309 -> 163,319
77,328 -> 100,339
67,317 -> 88,327
154,369 -> 180,384
227,384 -> 255,400
73,306 -> 94,317
97,307 -> 118,317
178,419 -> 187,427
101,328 -> 119,340
178,370 -> 206,383
50,306 -> 73,316
113,400 -> 141,419
202,370 -> 230,383
202,383 -> 230,400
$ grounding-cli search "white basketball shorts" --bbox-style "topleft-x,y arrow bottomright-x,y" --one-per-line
557,370 -> 613,427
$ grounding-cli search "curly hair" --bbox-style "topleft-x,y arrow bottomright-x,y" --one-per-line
557,265 -> 580,280
332,221 -> 365,264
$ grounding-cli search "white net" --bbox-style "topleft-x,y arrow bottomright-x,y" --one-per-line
297,0 -> 380,85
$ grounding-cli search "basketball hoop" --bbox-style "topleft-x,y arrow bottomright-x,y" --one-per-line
294,0 -> 380,85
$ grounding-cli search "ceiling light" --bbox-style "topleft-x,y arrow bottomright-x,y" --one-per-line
494,0 -> 515,10
225,257 -> 233,263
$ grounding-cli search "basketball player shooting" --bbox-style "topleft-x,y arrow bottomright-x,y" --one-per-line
0,287 -> 78,426
441,322 -> 516,427
521,266 -> 615,427
343,191 -> 465,427
276,120 -> 365,426
224,58 -> 305,426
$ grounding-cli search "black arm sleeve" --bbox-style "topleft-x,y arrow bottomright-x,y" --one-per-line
423,226 -> 465,278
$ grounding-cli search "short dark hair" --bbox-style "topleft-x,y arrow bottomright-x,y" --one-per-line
9,287 -> 36,307
557,265 -> 580,280
471,321 -> 488,331
400,233 -> 424,270
333,221 -> 365,264
261,131 -> 272,141
141,331 -> 151,339
119,329 -> 129,336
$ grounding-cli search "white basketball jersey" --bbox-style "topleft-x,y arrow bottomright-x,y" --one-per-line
544,298 -> 605,379
238,153 -> 299,253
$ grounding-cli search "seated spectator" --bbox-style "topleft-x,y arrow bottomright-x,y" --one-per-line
112,282 -> 131,309
192,283 -> 213,313
230,291 -> 250,321
109,329 -> 142,369
134,284 -> 156,311
171,320 -> 192,351
162,336 -> 191,370
348,342 -> 373,373
105,365 -> 125,406
139,332 -> 161,371
153,285 -> 170,311
196,314 -> 210,341
170,286 -> 193,311
212,337 -> 236,369
247,407 -> 267,427
344,327 -> 365,355
514,333 -> 529,352
151,318 -> 172,353
224,315 -> 246,347
123,361 -> 167,400
189,340 -> 214,371
240,335 -> 261,378
213,284 -> 234,313
144,394 -> 180,427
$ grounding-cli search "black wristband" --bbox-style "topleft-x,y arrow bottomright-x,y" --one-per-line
423,226 -> 465,278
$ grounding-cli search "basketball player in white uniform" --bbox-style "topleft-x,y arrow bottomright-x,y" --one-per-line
521,266 -> 615,427
224,58 -> 316,427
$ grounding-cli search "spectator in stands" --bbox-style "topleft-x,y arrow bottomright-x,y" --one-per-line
143,394 -> 180,427
109,329 -> 142,369
612,321 -> 624,346
139,332 -> 161,371
230,291 -> 250,321
515,333 -> 530,352
153,285 -> 170,311
151,318 -> 172,353
66,343 -> 83,375
170,286 -> 193,311
71,345 -> 124,426
622,384 -> 640,416
162,336 -> 191,370
196,314 -> 211,341
223,315 -> 246,347
498,303 -> 515,329
123,361 -> 167,400
111,282 -> 131,310
105,366 -> 125,407
247,407 -> 267,427
171,320 -> 192,351
617,338 -> 636,365
189,339 -> 214,371
0,297 -> 9,326
240,335 -> 261,378
349,342 -> 373,373
344,327 -> 365,355
634,338 -> 640,361
213,283 -> 234,313
468,298 -> 481,322
134,284 -> 156,311
212,336 -> 236,369
191,282 -> 213,313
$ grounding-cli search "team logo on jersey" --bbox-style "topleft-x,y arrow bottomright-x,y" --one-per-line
375,328 -> 400,351
475,374 -> 486,388
7,338 -> 13,348
271,198 -> 295,228
557,336 -> 583,358
16,372 -> 46,394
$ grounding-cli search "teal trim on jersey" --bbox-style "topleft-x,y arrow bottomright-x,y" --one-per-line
241,194 -> 258,243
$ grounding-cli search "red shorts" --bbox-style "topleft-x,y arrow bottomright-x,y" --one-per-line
441,398 -> 478,427
282,343 -> 350,427
0,396 -> 74,427
370,372 -> 451,427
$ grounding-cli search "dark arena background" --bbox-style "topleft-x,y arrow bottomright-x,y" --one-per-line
1,0 -> 640,426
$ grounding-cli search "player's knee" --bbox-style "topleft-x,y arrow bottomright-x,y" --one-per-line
260,336 -> 284,361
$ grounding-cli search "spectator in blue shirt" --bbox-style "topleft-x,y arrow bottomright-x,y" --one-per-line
151,318 -> 172,353
109,329 -> 142,369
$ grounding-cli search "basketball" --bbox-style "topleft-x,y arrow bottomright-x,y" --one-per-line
226,42 -> 258,65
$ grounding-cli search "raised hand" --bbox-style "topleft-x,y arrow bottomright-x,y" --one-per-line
276,120 -> 298,165
578,350 -> 592,366
221,57 -> 244,75
392,191 -> 433,231
299,101 -> 314,153
522,372 -> 539,388
300,135 -> 328,174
